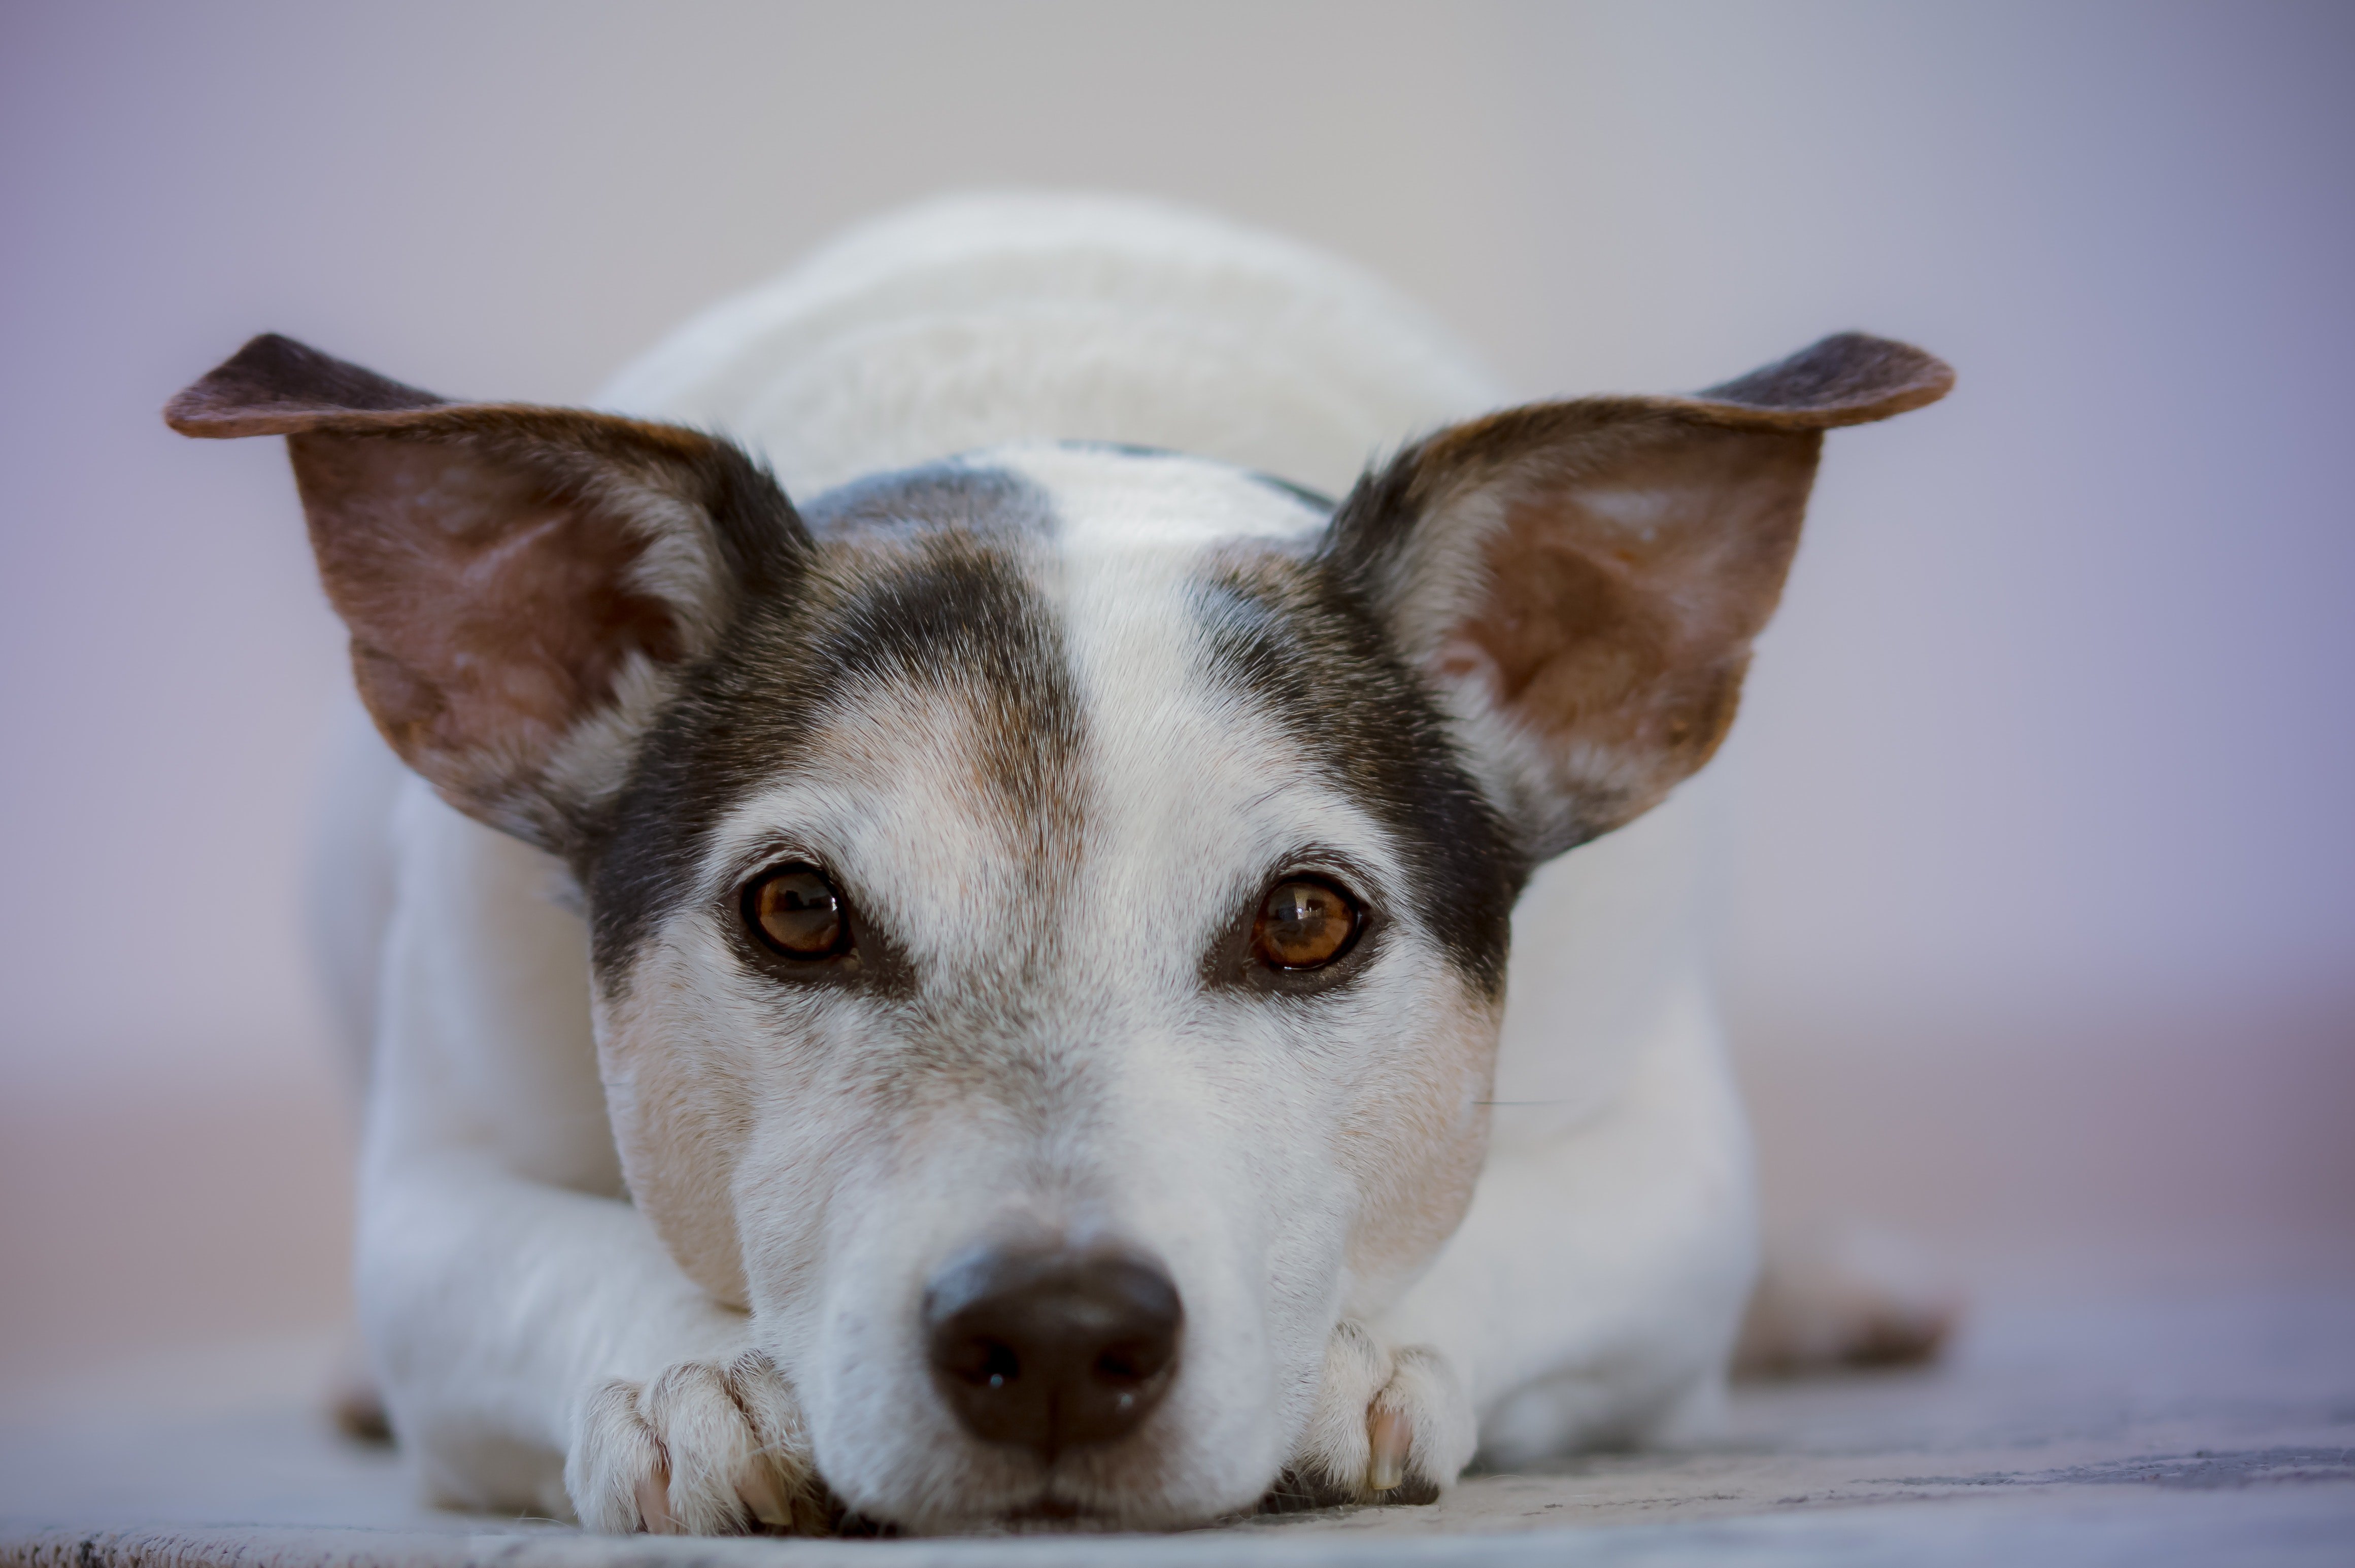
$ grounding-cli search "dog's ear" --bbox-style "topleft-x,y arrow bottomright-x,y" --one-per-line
168,334 -> 805,854
1326,332 -> 1952,860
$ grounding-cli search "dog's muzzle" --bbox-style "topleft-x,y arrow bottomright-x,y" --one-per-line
923,1243 -> 1183,1461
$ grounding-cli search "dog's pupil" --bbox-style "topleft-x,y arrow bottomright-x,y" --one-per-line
750,866 -> 844,957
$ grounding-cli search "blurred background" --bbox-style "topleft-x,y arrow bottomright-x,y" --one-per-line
3,1 -> 2349,1398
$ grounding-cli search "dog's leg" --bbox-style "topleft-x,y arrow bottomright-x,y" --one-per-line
1733,1223 -> 1960,1377
357,785 -> 821,1531
362,1073 -> 827,1537
307,698 -> 408,1441
1371,979 -> 1759,1469
358,1150 -> 806,1524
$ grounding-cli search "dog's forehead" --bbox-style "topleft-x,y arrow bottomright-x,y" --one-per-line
700,447 -> 1366,941
990,442 -> 1333,550
590,447 -> 1519,994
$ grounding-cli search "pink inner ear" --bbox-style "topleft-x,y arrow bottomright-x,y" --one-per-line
294,432 -> 680,818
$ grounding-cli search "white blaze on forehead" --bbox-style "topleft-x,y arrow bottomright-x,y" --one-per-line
1001,445 -> 1408,930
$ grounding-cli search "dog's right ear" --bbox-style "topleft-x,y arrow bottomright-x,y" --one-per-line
168,334 -> 806,854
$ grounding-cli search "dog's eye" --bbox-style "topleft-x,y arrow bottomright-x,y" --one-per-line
742,864 -> 848,959
1251,876 -> 1361,970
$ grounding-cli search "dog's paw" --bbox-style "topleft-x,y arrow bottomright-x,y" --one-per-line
1272,1321 -> 1474,1509
566,1348 -> 825,1535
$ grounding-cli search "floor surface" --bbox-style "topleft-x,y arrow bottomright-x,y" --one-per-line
4,1286 -> 2350,1565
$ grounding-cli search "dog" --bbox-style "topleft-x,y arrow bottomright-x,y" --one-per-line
166,195 -> 1950,1533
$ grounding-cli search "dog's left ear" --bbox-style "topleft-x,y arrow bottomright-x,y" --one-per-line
1327,332 -> 1952,860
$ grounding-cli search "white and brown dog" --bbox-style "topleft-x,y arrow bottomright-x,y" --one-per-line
167,196 -> 1951,1533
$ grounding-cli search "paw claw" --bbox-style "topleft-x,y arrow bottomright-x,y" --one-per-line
735,1463 -> 792,1529
1366,1405 -> 1410,1493
634,1468 -> 676,1533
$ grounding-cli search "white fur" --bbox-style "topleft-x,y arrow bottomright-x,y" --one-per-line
336,194 -> 1753,1527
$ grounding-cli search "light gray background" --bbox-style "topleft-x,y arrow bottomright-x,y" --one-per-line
3,2 -> 2349,1388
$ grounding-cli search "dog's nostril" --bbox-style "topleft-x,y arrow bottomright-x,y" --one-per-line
947,1338 -> 1022,1389
923,1245 -> 1182,1461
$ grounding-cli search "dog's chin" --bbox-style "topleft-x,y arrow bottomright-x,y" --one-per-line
865,1465 -> 1251,1538
992,1493 -> 1125,1532
815,1382 -> 1281,1535
877,1490 -> 1207,1538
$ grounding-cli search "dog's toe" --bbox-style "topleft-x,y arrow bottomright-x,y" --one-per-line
1279,1322 -> 1472,1508
565,1349 -> 821,1534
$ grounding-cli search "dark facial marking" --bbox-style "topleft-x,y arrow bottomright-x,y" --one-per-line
585,463 -> 1081,986
1191,550 -> 1522,998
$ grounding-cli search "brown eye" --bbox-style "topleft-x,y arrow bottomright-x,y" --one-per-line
743,864 -> 848,959
1251,876 -> 1361,970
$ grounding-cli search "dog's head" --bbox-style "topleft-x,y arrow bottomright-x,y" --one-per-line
170,330 -> 1947,1527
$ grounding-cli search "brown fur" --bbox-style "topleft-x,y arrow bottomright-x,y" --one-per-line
165,334 -> 772,849
1335,1001 -> 1499,1306
291,431 -> 686,829
1435,416 -> 1821,832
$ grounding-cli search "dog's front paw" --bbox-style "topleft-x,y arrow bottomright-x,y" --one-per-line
566,1349 -> 824,1535
1275,1321 -> 1474,1509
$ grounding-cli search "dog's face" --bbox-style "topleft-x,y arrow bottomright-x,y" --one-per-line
588,446 -> 1519,1523
169,331 -> 1948,1528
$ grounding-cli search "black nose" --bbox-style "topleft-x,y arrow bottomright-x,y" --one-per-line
924,1244 -> 1183,1460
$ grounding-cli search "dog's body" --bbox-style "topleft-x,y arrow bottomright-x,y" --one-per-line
176,196 -> 1949,1532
